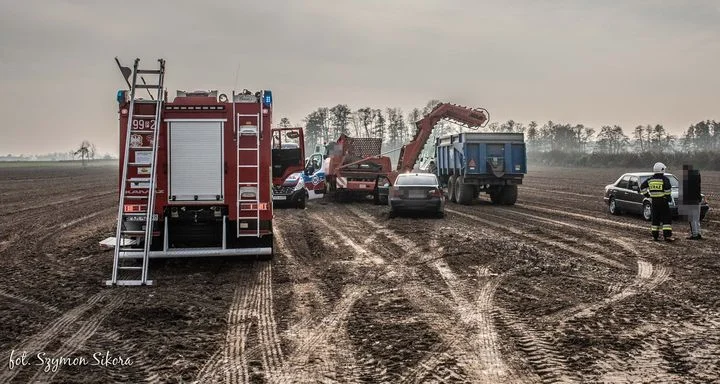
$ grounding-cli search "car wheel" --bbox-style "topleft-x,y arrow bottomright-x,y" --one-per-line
297,194 -> 306,209
608,197 -> 620,215
642,202 -> 652,221
389,209 -> 397,219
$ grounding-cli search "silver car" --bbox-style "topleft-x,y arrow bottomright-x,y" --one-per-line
389,173 -> 445,218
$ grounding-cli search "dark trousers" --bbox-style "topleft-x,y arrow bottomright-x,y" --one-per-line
651,200 -> 672,239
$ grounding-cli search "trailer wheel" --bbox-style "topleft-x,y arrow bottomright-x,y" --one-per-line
448,175 -> 457,203
489,186 -> 502,204
456,177 -> 474,205
501,185 -> 518,205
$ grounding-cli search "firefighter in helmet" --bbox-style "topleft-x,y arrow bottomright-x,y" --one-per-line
640,162 -> 674,241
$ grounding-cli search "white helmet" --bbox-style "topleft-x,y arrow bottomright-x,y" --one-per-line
653,162 -> 666,173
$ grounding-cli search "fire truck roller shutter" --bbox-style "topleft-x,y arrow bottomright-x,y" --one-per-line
168,119 -> 225,202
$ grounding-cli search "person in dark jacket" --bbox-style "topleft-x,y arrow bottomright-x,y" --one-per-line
640,162 -> 674,241
428,161 -> 437,174
682,165 -> 703,240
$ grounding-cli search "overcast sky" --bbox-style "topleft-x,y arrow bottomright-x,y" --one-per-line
1,0 -> 718,155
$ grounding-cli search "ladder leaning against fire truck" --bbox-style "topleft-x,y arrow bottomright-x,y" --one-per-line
107,58 -> 165,286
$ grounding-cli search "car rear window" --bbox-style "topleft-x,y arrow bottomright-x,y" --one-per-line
395,175 -> 438,186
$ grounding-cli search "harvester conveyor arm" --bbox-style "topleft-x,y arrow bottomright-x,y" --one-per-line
338,146 -> 403,170
396,103 -> 489,174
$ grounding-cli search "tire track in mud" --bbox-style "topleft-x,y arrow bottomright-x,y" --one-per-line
91,329 -> 161,384
0,288 -> 61,314
449,202 -> 683,381
2,190 -> 116,216
0,291 -> 112,384
269,220 -> 362,384
195,262 -> 276,384
514,203 -> 646,232
432,257 -> 510,381
564,260 -> 669,324
437,205 -> 672,382
422,235 -> 573,384
319,210 -> 467,383
346,205 -> 527,383
0,205 -> 115,295
398,343 -> 466,384
271,288 -> 363,384
28,295 -> 125,383
589,303 -> 720,382
519,185 -> 596,199
493,307 -> 576,383
257,261 -> 285,377
463,205 -> 673,325
498,206 -> 642,257
446,207 -> 633,271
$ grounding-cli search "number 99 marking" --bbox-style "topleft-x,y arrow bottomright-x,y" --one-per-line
132,120 -> 156,130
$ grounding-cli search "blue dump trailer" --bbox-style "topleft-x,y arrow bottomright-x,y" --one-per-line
435,132 -> 527,205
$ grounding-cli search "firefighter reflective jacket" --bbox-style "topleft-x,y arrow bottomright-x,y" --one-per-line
640,173 -> 672,201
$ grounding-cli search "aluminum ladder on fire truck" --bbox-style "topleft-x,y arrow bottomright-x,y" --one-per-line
106,58 -> 165,286
237,112 -> 261,238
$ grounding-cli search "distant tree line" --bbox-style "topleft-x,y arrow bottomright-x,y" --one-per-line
286,100 -> 471,162
283,102 -> 720,170
525,120 -> 720,170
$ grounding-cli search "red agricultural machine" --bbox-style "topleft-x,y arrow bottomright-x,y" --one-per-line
322,135 -> 393,202
107,58 -> 275,286
320,103 -> 489,203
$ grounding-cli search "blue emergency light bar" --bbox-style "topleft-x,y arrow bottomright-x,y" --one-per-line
263,90 -> 272,107
116,90 -> 127,104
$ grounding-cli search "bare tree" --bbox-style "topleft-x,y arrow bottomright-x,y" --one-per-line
356,108 -> 373,138
596,125 -> 629,154
74,140 -> 92,166
330,104 -> 352,137
278,117 -> 291,128
317,107 -> 330,144
373,109 -> 386,140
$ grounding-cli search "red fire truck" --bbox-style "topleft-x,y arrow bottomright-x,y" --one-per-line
108,58 -> 274,285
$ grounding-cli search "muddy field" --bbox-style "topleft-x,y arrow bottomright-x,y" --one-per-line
0,163 -> 718,384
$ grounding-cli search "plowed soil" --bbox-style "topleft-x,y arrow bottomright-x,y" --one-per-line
0,163 -> 718,384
